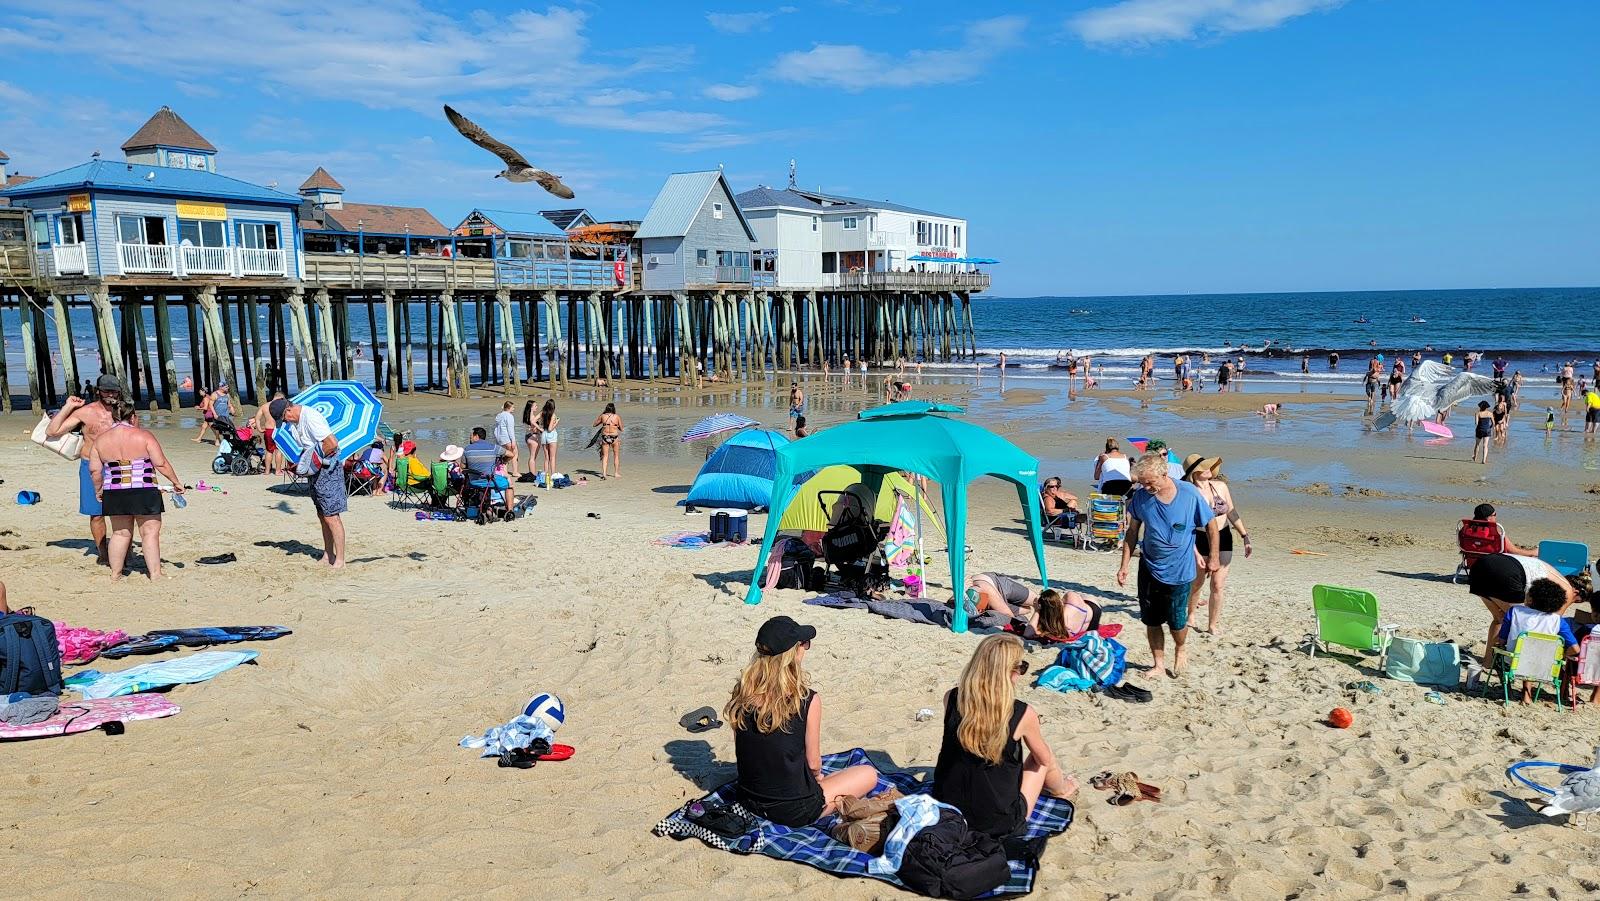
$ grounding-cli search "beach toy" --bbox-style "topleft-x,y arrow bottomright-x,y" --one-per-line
1327,708 -> 1354,729
195,480 -> 209,491
522,693 -> 566,732
15,490 -> 40,505
1507,760 -> 1592,796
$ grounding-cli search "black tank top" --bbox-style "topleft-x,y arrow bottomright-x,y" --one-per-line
931,689 -> 1028,838
734,691 -> 822,809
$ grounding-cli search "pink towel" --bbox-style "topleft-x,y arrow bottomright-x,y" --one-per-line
53,622 -> 130,666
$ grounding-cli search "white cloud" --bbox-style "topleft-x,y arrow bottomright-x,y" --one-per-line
1069,0 -> 1347,46
771,15 -> 1026,92
706,7 -> 796,34
703,83 -> 761,101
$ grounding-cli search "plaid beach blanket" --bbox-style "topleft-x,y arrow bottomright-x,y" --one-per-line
652,530 -> 749,550
653,747 -> 1074,896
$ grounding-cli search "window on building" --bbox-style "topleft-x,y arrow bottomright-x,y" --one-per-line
32,215 -> 50,247
916,220 -> 928,245
188,155 -> 207,171
505,239 -> 533,259
715,250 -> 750,268
237,221 -> 280,250
167,152 -> 188,169
178,219 -> 225,248
712,202 -> 724,220
843,216 -> 858,230
821,252 -> 837,274
812,216 -> 819,232
954,225 -> 961,246
696,249 -> 710,267
57,214 -> 86,245
118,214 -> 167,245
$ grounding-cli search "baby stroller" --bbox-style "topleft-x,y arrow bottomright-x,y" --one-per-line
211,419 -> 264,476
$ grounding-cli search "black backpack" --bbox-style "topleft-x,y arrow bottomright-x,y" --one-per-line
896,809 -> 1011,900
0,613 -> 63,697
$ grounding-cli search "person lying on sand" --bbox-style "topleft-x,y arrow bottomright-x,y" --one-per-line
724,617 -> 879,827
966,572 -> 1040,619
930,635 -> 1078,839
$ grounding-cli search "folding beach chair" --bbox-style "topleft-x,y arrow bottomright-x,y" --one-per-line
1454,518 -> 1504,583
1576,634 -> 1600,706
389,454 -> 432,509
1489,632 -> 1566,709
1077,493 -> 1125,552
1538,540 -> 1590,578
1039,486 -> 1077,543
1305,585 -> 1399,667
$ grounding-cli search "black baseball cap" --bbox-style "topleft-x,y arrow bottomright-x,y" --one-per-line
756,616 -> 815,656
1473,503 -> 1495,520
95,374 -> 123,392
268,398 -> 290,421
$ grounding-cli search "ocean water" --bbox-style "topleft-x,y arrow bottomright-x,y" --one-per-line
962,287 -> 1600,393
3,287 -> 1596,399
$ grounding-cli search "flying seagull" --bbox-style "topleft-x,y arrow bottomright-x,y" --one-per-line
443,104 -> 575,199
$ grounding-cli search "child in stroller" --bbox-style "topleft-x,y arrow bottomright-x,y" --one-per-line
211,418 -> 265,476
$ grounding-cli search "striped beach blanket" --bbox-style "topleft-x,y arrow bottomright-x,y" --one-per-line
653,747 -> 1073,896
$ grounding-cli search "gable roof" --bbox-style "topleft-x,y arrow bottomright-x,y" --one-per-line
539,208 -> 593,230
320,202 -> 449,236
635,170 -> 756,242
121,106 -> 217,153
299,167 -> 344,192
457,208 -> 565,237
0,159 -> 298,205
0,150 -> 9,162
735,185 -> 953,220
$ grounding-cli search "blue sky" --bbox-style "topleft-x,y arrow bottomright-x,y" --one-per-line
1,0 -> 1595,296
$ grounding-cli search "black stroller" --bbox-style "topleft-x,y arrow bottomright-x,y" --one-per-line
817,490 -> 888,594
211,418 -> 265,476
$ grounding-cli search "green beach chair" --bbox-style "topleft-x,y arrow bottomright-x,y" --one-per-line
1489,631 -> 1566,709
1306,585 -> 1398,667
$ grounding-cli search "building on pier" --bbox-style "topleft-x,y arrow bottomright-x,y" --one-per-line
0,109 -> 302,282
452,208 -> 626,289
735,185 -> 975,290
539,208 -> 597,231
298,168 -> 452,257
635,170 -> 756,292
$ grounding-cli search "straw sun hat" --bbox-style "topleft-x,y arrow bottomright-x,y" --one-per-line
1181,454 -> 1222,479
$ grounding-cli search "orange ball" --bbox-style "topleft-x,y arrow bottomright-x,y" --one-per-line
1328,707 -> 1354,729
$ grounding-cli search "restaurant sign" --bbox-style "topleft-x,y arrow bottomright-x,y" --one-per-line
175,201 -> 227,220
67,194 -> 90,213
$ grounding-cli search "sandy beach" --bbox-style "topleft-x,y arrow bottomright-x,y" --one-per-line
3,372 -> 1599,900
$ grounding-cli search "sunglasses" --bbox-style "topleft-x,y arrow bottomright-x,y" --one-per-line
799,639 -> 811,650
1014,660 -> 1030,676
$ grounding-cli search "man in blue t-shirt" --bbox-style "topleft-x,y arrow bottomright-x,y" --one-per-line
1117,452 -> 1218,678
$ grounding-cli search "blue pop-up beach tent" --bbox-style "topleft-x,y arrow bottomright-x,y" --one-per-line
744,402 -> 1047,632
681,428 -> 790,510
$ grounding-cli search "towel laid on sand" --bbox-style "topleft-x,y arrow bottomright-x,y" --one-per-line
0,694 -> 178,740
805,593 -> 1013,633
65,650 -> 258,699
654,747 -> 1073,897
53,623 -> 131,665
100,626 -> 291,659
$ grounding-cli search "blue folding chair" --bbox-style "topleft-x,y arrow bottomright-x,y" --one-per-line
1538,540 -> 1590,577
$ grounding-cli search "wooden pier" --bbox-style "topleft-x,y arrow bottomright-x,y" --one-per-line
0,219 -> 983,413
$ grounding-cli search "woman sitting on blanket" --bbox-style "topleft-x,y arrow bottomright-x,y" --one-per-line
933,635 -> 1078,839
725,616 -> 880,827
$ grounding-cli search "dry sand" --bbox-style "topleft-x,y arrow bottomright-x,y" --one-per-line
2,375 -> 1599,900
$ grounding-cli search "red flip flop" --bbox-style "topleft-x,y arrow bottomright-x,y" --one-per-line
538,744 -> 576,762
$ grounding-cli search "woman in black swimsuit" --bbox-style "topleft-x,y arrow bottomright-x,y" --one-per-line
1472,400 -> 1493,464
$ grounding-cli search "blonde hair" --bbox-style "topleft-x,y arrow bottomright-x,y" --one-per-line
1130,452 -> 1168,482
956,634 -> 1024,764
724,647 -> 810,734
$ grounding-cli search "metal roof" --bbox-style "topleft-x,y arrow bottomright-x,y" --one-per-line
461,208 -> 566,237
735,185 -> 954,220
0,159 -> 299,205
121,106 -> 217,153
539,208 -> 593,230
635,170 -> 756,241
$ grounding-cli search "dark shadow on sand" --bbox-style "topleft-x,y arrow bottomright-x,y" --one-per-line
651,484 -> 693,495
664,739 -> 931,793
253,538 -> 324,560
266,482 -> 310,497
48,538 -> 100,557
1377,570 -> 1455,584
694,570 -> 752,594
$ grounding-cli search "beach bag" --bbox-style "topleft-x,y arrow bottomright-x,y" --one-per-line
830,788 -> 904,854
896,809 -> 1010,900
0,613 -> 63,697
30,414 -> 83,460
1383,637 -> 1460,688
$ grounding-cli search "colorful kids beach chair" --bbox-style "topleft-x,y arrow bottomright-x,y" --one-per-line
1078,493 -> 1125,552
1454,518 -> 1505,583
1305,585 -> 1399,667
1489,631 -> 1566,709
1537,540 -> 1590,578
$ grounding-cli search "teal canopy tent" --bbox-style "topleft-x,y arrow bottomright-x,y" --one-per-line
744,402 -> 1047,632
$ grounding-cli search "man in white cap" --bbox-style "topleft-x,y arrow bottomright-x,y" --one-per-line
46,374 -> 128,565
270,397 -> 346,569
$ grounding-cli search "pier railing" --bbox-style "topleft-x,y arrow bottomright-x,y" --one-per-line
53,244 -> 88,275
838,271 -> 989,291
302,252 -> 620,292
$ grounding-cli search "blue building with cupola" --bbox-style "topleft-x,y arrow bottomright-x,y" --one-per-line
0,106 -> 303,282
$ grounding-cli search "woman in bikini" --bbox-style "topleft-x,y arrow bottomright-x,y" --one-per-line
192,385 -> 215,443
788,383 -> 806,434
593,402 -> 623,479
529,399 -> 559,481
90,396 -> 185,581
931,635 -> 1077,839
1183,454 -> 1252,635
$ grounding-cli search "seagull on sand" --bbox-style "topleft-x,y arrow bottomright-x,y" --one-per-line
1542,747 -> 1600,825
443,104 -> 575,199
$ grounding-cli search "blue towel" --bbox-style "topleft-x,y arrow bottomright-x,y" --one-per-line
1034,665 -> 1095,693
65,650 -> 258,699
459,714 -> 555,758
1053,633 -> 1127,687
653,747 -> 1074,896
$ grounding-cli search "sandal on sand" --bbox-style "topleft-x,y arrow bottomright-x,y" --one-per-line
679,706 -> 724,733
1104,683 -> 1152,703
497,740 -> 575,768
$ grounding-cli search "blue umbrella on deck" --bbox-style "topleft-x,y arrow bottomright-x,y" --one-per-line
274,380 -> 384,465
682,412 -> 758,443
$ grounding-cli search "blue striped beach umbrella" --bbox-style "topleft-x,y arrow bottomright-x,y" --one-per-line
682,413 -> 758,443
275,380 -> 384,465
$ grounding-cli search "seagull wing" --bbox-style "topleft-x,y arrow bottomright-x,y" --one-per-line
444,105 -> 531,170
535,171 -> 576,200
1434,370 -> 1496,412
